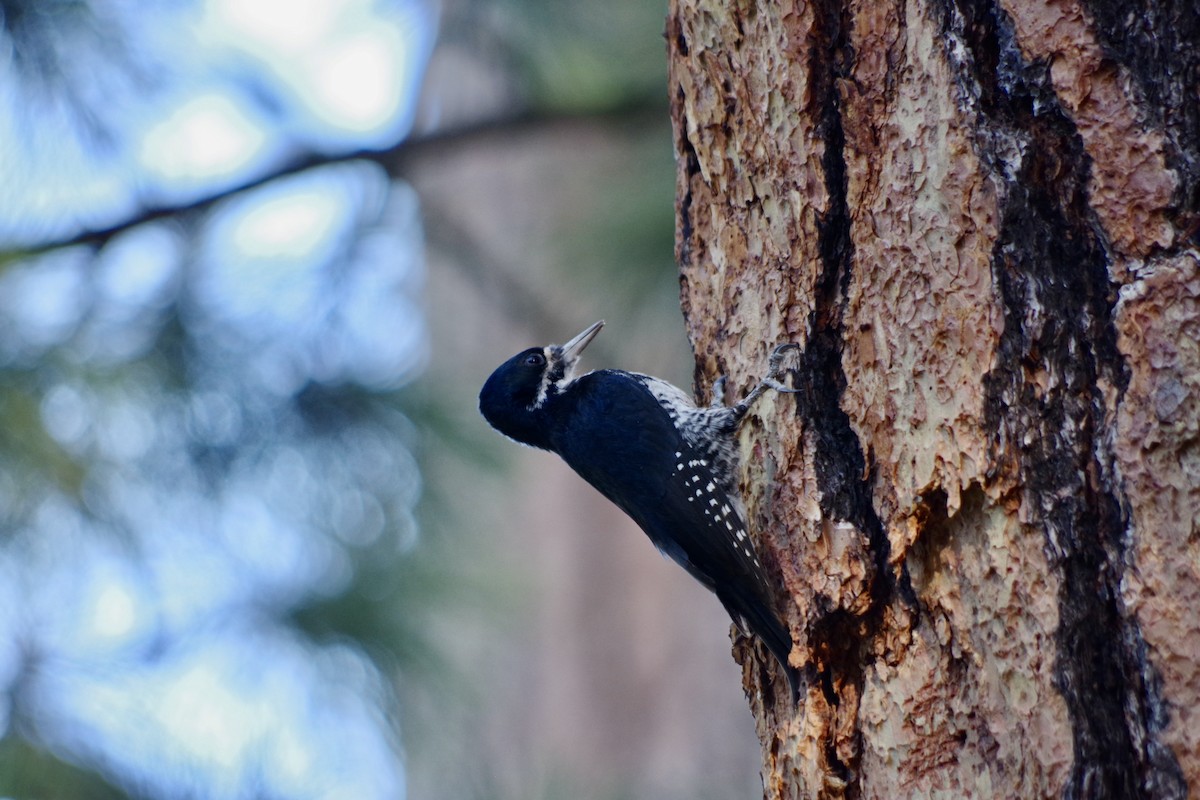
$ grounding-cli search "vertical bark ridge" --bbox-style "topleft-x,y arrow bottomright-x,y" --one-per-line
795,0 -> 917,792
937,0 -> 1188,795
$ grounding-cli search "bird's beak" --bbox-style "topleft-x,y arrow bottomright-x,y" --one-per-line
559,320 -> 604,363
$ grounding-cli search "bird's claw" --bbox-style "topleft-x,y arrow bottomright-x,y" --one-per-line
766,343 -> 801,392
762,378 -> 799,394
727,343 -> 803,420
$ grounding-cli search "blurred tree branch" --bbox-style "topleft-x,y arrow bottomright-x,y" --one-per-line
25,99 -> 666,255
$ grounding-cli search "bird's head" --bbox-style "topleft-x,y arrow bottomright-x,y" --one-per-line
479,320 -> 604,447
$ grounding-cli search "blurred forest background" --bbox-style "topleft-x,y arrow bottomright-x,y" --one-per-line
0,1 -> 760,799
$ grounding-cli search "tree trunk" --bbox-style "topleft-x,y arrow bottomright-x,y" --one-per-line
666,0 -> 1199,797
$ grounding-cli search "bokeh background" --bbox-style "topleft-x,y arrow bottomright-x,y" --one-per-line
0,1 -> 761,798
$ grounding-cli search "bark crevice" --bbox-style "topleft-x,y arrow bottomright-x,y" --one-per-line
793,0 -> 913,791
1081,0 -> 1200,233
939,0 -> 1188,794
801,0 -> 888,608
675,93 -> 701,271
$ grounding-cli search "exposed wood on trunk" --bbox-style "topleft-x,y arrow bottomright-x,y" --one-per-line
667,0 -> 1198,796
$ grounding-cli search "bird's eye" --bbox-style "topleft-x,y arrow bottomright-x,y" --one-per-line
525,353 -> 545,367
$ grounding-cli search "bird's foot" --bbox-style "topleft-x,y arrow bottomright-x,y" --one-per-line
765,343 -> 801,392
731,343 -> 802,419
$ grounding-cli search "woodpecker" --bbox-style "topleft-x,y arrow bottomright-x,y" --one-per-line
479,320 -> 803,703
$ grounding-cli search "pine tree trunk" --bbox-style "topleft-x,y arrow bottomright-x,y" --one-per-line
666,0 -> 1199,797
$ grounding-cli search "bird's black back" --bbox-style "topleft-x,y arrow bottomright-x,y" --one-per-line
482,358 -> 801,702
550,372 -> 771,605
550,370 -> 799,699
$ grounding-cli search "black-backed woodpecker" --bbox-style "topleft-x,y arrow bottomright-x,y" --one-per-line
479,320 -> 802,702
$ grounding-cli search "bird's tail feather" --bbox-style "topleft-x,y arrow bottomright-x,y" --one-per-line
720,591 -> 803,705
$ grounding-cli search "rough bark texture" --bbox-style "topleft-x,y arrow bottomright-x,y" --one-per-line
667,0 -> 1199,797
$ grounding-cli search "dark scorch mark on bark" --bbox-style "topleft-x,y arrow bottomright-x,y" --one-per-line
936,0 -> 1187,795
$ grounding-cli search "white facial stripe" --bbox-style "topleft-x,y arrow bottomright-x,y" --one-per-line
530,347 -> 555,409
533,347 -> 597,411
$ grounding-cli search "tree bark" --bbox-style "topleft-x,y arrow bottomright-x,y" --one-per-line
666,0 -> 1199,797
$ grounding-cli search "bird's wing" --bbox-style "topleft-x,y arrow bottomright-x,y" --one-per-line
649,434 -> 768,593
554,371 -> 799,700
553,371 -> 767,588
